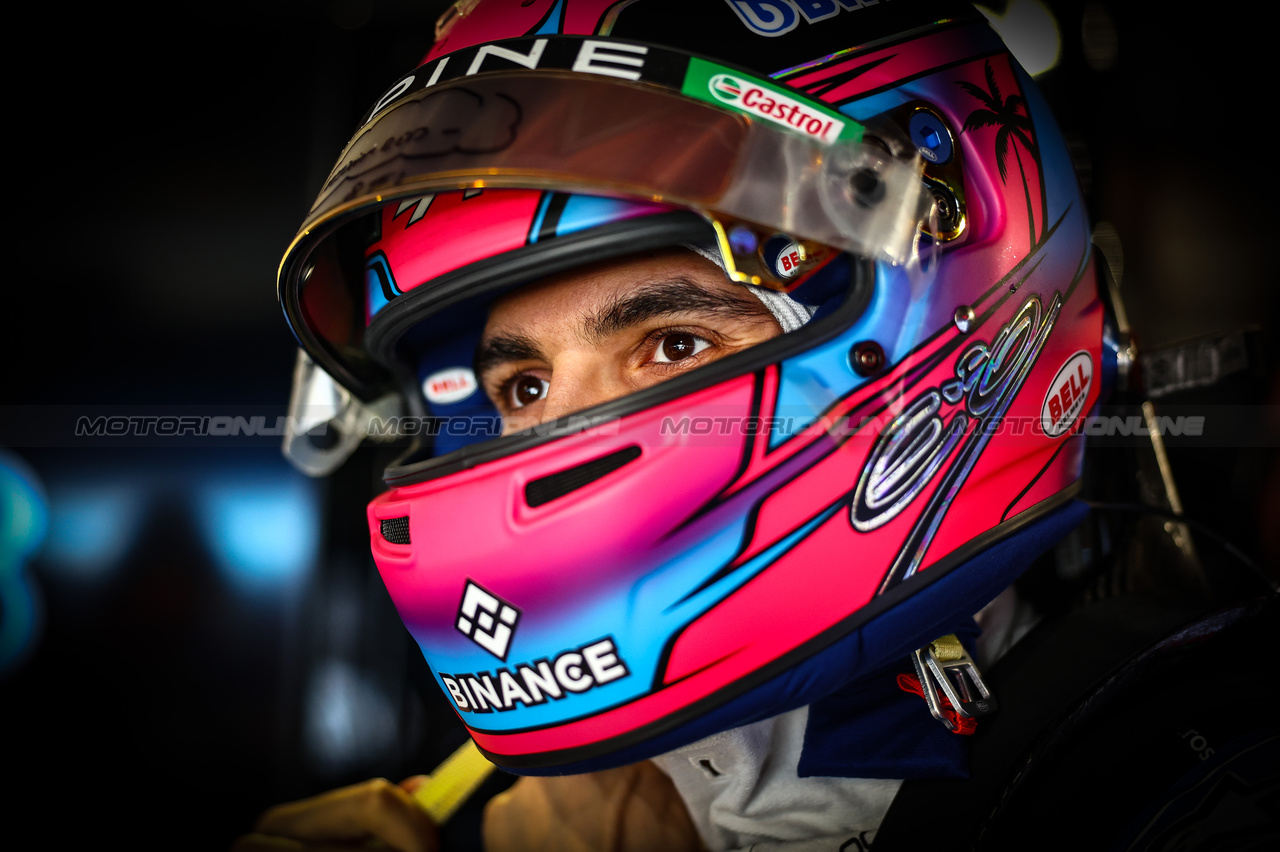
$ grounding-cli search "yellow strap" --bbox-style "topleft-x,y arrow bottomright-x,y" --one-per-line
412,738 -> 497,825
929,633 -> 965,662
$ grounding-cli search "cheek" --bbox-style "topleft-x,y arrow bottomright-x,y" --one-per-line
500,410 -> 540,435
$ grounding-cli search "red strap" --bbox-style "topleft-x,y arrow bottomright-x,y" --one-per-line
897,673 -> 978,735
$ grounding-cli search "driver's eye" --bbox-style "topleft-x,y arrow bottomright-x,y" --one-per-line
508,374 -> 549,409
654,332 -> 710,363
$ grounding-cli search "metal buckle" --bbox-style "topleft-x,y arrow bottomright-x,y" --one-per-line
910,634 -> 998,731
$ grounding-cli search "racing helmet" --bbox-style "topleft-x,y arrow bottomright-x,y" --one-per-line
279,0 -> 1103,774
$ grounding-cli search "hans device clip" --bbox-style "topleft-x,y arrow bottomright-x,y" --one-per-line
911,634 -> 998,732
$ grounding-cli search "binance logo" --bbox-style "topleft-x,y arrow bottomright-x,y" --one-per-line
456,580 -> 520,660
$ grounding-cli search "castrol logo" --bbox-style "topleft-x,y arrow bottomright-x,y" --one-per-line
708,73 -> 845,144
423,367 -> 478,405
1041,351 -> 1093,437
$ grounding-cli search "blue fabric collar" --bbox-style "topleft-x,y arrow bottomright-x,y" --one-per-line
799,623 -> 979,780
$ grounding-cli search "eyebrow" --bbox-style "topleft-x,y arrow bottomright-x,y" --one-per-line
584,278 -> 771,342
474,331 -> 545,378
473,277 -> 772,379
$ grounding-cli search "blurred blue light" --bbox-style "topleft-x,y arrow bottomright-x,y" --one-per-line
43,485 -> 142,578
198,474 -> 319,592
1,451 -> 49,673
304,658 -> 398,775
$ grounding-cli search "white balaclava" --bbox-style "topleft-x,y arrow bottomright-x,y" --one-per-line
686,243 -> 818,334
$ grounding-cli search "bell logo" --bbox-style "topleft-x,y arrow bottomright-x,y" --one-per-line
423,367 -> 478,405
456,580 -> 520,661
774,241 -> 804,278
1042,351 -> 1093,437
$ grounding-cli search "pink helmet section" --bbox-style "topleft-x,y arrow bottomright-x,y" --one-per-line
428,0 -> 631,60
366,189 -> 672,324
366,190 -> 541,323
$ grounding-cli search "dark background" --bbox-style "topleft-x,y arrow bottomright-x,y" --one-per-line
3,2 -> 1276,848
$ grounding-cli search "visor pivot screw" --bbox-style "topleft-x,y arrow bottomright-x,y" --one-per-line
954,305 -> 975,334
852,168 -> 886,207
850,341 -> 886,377
909,109 -> 954,165
931,185 -> 962,233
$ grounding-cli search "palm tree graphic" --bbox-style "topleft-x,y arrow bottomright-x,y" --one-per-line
958,60 -> 1046,252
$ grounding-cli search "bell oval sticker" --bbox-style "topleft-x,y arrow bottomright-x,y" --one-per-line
1041,351 -> 1093,437
423,367 -> 478,405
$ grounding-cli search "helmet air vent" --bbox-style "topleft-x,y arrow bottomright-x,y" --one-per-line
525,446 -> 642,508
380,516 -> 411,545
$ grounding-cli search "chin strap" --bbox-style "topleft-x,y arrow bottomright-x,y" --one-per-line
901,633 -> 999,734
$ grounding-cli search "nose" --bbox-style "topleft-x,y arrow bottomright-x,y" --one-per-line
541,350 -> 634,422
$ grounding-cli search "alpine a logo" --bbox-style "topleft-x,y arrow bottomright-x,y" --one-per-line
708,72 -> 844,143
1041,351 -> 1093,437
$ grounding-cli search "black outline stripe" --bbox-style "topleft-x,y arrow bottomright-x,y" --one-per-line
877,292 -> 1064,593
663,368 -> 768,544
761,205 -> 1074,469
676,478 -> 844,606
536,192 -> 571,242
830,50 -> 1003,110
366,250 -> 400,302
1001,435 -> 1073,523
770,18 -> 978,81
798,54 -> 895,97
525,0 -> 563,37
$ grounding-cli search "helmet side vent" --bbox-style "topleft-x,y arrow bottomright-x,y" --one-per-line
380,516 -> 411,545
525,446 -> 642,508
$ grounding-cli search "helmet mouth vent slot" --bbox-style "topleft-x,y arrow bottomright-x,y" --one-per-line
525,445 -> 642,508
379,516 -> 411,544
